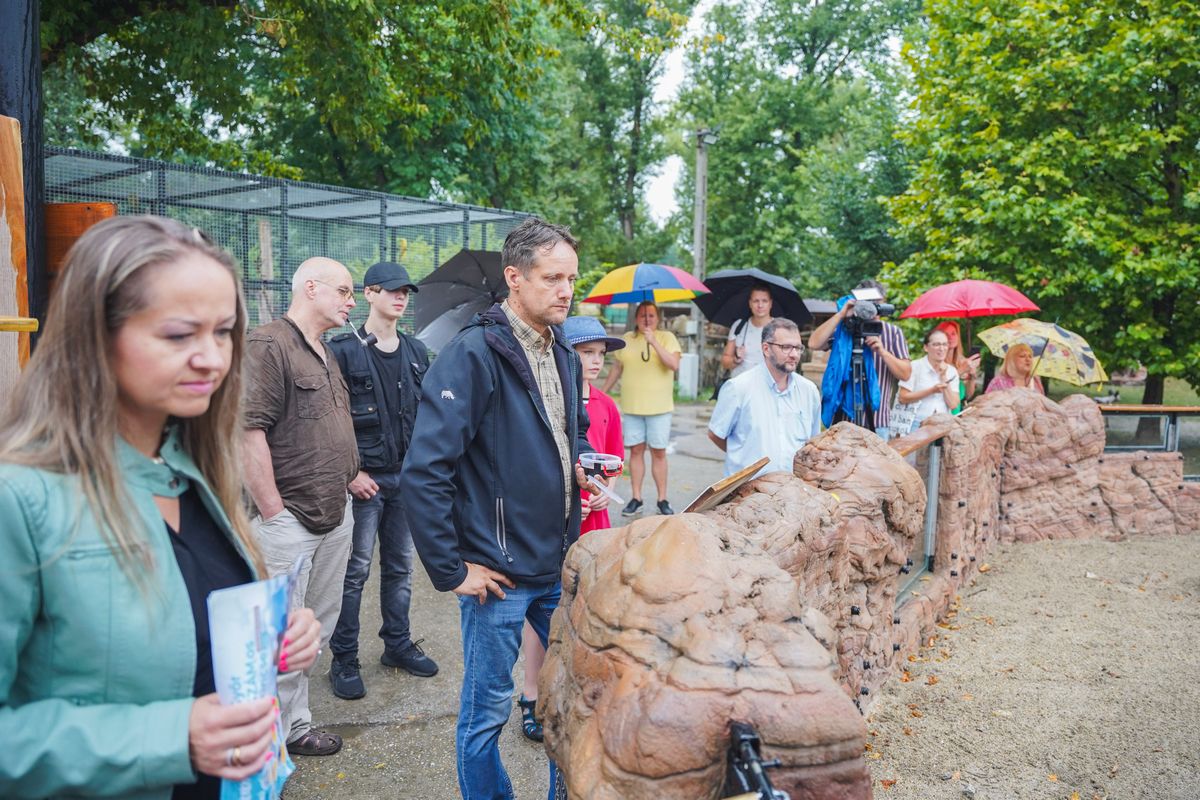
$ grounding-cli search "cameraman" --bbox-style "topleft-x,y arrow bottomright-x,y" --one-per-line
808,279 -> 911,438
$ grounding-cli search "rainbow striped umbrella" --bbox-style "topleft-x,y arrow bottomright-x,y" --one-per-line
582,262 -> 710,305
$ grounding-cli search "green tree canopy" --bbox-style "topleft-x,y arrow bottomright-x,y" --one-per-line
43,0 -> 560,185
889,0 -> 1199,398
671,0 -> 919,297
42,0 -> 693,272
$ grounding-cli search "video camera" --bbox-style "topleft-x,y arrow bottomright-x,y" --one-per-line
841,286 -> 895,340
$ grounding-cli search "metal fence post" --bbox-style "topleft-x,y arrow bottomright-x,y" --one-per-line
923,439 -> 942,572
279,183 -> 289,276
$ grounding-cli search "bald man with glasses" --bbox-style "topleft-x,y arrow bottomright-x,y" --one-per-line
243,257 -> 360,757
708,318 -> 822,478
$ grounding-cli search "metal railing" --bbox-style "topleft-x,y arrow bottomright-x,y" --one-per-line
890,433 -> 945,600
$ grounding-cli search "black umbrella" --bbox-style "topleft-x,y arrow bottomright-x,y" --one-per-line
414,249 -> 507,351
692,268 -> 811,327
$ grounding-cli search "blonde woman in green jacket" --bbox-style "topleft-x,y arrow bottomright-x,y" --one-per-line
0,217 -> 322,799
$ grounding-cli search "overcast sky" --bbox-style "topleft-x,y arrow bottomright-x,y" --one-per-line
644,0 -> 716,224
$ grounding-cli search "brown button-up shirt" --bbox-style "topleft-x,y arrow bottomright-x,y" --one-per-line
243,317 -> 359,533
502,301 -> 572,516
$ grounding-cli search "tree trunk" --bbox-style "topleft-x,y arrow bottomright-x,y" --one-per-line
1142,374 -> 1165,405
1135,373 -> 1165,442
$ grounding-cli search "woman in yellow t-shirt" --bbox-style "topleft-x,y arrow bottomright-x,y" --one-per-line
602,301 -> 682,516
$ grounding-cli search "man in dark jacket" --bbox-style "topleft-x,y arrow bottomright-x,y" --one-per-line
326,261 -> 437,701
401,217 -> 598,800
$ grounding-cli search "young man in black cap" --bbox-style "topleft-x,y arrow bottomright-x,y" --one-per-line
327,261 -> 437,699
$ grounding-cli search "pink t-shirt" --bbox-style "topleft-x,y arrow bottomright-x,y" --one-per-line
985,373 -> 1044,395
580,386 -> 624,535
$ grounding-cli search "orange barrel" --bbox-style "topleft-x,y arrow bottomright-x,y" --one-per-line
44,202 -> 117,297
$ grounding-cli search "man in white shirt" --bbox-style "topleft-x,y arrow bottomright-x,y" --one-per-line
708,318 -> 822,477
720,284 -> 774,378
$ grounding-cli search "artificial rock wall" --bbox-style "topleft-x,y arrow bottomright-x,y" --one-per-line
541,389 -> 1199,799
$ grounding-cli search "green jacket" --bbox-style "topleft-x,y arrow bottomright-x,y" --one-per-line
0,428 -> 258,799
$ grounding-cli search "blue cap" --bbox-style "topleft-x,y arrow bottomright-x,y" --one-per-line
562,316 -> 625,351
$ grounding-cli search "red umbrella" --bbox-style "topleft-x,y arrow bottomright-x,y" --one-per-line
900,279 -> 1039,319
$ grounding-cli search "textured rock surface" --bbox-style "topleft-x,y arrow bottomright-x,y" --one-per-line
788,423 -> 926,701
544,390 -> 1197,799
540,511 -> 872,800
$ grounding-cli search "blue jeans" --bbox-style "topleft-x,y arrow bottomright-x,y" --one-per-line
457,582 -> 560,800
330,470 -> 415,659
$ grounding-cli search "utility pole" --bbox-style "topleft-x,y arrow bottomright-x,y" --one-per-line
691,127 -> 717,367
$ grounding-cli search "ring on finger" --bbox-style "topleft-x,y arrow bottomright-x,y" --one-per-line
225,747 -> 234,767
232,746 -> 243,766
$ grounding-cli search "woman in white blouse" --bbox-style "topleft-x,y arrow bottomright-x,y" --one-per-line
895,328 -> 960,435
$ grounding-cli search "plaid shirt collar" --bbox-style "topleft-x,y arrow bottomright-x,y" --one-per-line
502,300 -> 553,354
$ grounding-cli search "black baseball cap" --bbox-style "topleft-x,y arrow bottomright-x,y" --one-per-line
363,261 -> 419,292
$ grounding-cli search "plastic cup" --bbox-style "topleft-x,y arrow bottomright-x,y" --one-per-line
580,452 -> 623,479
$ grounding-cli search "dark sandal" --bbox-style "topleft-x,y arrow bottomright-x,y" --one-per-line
518,695 -> 543,742
286,728 -> 343,756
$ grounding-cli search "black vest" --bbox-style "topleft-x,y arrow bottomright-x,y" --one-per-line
329,328 -> 429,471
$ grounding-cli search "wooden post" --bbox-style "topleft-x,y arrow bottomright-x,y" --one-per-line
44,202 -> 117,297
1,115 -> 32,386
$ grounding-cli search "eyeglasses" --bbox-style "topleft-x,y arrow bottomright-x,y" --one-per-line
311,279 -> 354,300
765,342 -> 803,354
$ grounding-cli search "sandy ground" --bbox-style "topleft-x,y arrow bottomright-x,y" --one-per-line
866,535 -> 1200,800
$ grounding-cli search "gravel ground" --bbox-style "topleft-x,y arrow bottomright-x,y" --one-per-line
866,535 -> 1200,800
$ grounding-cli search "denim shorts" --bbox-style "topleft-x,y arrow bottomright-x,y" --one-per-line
623,412 -> 672,449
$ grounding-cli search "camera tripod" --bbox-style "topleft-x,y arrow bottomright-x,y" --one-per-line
846,333 -> 876,433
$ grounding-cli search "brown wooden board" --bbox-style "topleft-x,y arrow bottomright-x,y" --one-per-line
682,456 -> 770,514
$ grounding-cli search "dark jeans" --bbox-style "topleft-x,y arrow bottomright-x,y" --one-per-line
456,582 -> 560,800
330,470 -> 414,659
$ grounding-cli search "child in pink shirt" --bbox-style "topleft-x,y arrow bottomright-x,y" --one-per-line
518,316 -> 625,741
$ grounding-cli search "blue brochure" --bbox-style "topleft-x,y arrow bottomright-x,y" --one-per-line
207,557 -> 304,800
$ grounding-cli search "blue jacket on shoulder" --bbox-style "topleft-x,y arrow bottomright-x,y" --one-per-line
401,304 -> 593,592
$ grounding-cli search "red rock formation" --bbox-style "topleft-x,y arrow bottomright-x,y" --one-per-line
787,423 -> 926,701
540,512 -> 872,800
543,389 -> 1197,799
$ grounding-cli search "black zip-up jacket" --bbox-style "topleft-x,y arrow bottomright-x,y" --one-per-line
329,327 -> 429,472
400,304 -> 593,591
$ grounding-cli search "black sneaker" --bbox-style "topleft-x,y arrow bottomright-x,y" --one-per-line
329,657 -> 365,700
381,639 -> 439,677
621,498 -> 644,517
657,499 -> 675,515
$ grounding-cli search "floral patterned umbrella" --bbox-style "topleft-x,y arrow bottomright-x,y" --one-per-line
978,319 -> 1108,386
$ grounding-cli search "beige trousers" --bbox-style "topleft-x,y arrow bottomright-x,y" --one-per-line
254,499 -> 353,742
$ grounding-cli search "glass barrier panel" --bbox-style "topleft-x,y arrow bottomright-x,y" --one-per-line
1103,414 -> 1167,450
